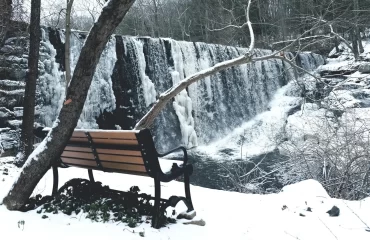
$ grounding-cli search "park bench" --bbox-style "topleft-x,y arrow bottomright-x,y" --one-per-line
34,127 -> 195,228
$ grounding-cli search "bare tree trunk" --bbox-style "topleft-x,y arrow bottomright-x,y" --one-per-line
351,28 -> 359,61
15,0 -> 41,167
204,2 -> 209,43
0,0 -> 12,46
355,26 -> 363,53
152,0 -> 159,37
65,0 -> 74,95
3,0 -> 136,210
354,0 -> 364,53
334,37 -> 340,53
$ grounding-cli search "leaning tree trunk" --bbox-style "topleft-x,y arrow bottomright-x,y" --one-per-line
3,0 -> 136,210
15,0 -> 41,167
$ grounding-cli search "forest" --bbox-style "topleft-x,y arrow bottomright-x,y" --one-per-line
37,0 -> 370,54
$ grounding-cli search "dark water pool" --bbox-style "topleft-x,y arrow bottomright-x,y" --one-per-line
171,149 -> 288,193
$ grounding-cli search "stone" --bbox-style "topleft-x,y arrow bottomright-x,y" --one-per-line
177,210 -> 196,220
326,205 -> 340,217
0,128 -> 19,156
358,63 -> 370,73
0,107 -> 15,119
183,219 -> 206,226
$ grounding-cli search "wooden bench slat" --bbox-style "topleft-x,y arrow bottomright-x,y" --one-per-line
61,151 -> 94,160
64,146 -> 142,156
65,143 -> 141,151
61,151 -> 145,164
97,149 -> 142,156
72,131 -> 137,140
61,158 -> 147,172
69,137 -> 139,145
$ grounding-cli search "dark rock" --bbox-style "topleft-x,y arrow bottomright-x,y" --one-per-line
0,66 -> 26,80
287,105 -> 301,116
0,80 -> 25,91
7,120 -> 22,129
326,205 -> 340,217
359,63 -> 370,73
0,107 -> 15,119
319,69 -> 358,78
13,107 -> 23,118
0,89 -> 24,108
0,128 -> 19,156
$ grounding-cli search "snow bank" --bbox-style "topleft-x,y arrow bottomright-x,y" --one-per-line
1,158 -> 369,240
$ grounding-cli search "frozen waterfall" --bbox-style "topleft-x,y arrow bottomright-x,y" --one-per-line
36,28 -> 324,151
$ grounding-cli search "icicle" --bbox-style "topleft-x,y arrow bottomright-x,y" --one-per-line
170,40 -> 198,148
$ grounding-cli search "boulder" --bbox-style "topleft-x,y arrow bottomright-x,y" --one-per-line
358,63 -> 370,73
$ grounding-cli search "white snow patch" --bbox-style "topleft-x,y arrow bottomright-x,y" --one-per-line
1,159 -> 370,240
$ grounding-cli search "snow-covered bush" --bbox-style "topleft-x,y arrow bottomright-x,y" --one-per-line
275,108 -> 370,200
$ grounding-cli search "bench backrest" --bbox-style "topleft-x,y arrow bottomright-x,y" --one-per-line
60,129 -> 160,177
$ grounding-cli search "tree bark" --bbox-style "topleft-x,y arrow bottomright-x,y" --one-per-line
65,0 -> 74,95
15,0 -> 41,167
3,0 -> 136,210
152,0 -> 159,37
0,0 -> 12,46
353,0 -> 364,53
351,28 -> 359,61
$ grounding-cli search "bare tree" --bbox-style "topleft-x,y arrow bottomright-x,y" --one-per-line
353,0 -> 364,54
0,0 -> 12,46
134,0 -> 321,130
276,109 -> 370,200
65,0 -> 74,94
3,0 -> 136,210
14,0 -> 41,167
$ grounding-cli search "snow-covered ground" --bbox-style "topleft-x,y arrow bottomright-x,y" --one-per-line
1,157 -> 369,240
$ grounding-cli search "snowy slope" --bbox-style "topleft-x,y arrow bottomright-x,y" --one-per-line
0,157 -> 369,240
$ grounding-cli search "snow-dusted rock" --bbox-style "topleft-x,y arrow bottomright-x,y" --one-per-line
358,63 -> 370,73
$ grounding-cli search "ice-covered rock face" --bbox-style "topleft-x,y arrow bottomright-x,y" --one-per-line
1,28 -> 324,152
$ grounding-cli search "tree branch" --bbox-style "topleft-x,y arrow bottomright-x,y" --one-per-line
134,0 -> 256,130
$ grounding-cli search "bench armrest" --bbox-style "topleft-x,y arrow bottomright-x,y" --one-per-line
157,146 -> 188,165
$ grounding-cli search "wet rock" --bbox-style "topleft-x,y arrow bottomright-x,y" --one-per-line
359,63 -> 370,73
326,205 -> 340,217
0,128 -> 19,156
0,67 -> 26,80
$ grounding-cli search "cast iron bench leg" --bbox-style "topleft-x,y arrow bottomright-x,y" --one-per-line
52,165 -> 58,196
152,176 -> 161,229
184,170 -> 194,211
88,169 -> 95,182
